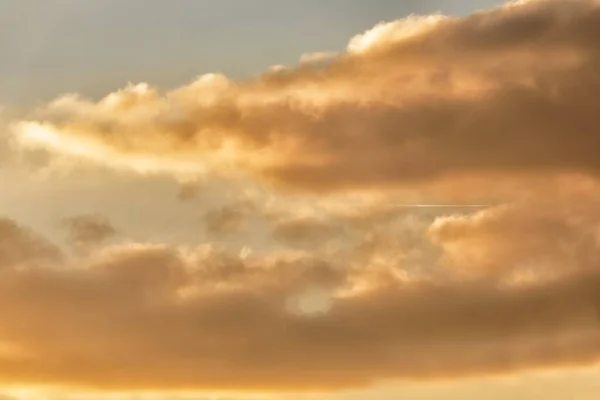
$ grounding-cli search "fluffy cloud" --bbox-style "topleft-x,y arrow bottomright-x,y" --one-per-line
0,201 -> 599,391
3,0 -> 600,394
429,176 -> 600,278
11,0 -> 600,191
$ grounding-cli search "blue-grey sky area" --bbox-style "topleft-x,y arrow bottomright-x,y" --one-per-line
1,0 -> 502,107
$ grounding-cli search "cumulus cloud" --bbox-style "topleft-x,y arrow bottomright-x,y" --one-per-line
9,0 -> 600,191
429,176 -> 600,278
3,0 -> 600,394
0,200 -> 598,391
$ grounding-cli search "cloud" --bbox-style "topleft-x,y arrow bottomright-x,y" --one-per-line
177,181 -> 202,202
429,176 -> 600,278
9,0 -> 600,192
61,214 -> 118,248
0,218 -> 63,270
2,0 -> 600,394
299,51 -> 338,65
0,202 -> 598,391
271,216 -> 346,245
203,201 -> 258,236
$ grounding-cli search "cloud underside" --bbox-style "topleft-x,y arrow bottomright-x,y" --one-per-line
0,176 -> 600,391
11,0 -> 600,191
2,0 -> 600,393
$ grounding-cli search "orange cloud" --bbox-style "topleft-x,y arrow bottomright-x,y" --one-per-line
10,0 -> 600,192
0,201 -> 599,392
2,0 -> 600,394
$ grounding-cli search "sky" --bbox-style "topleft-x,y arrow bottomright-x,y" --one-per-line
1,0 -> 502,106
1,0 -> 600,399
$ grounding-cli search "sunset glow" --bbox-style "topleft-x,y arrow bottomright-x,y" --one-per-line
1,0 -> 600,399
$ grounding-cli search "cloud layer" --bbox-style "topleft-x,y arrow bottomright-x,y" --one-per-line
2,0 -> 600,394
0,176 -> 599,391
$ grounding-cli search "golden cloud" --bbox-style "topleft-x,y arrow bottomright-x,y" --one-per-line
3,0 -> 600,393
10,0 -> 600,192
0,191 -> 599,392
